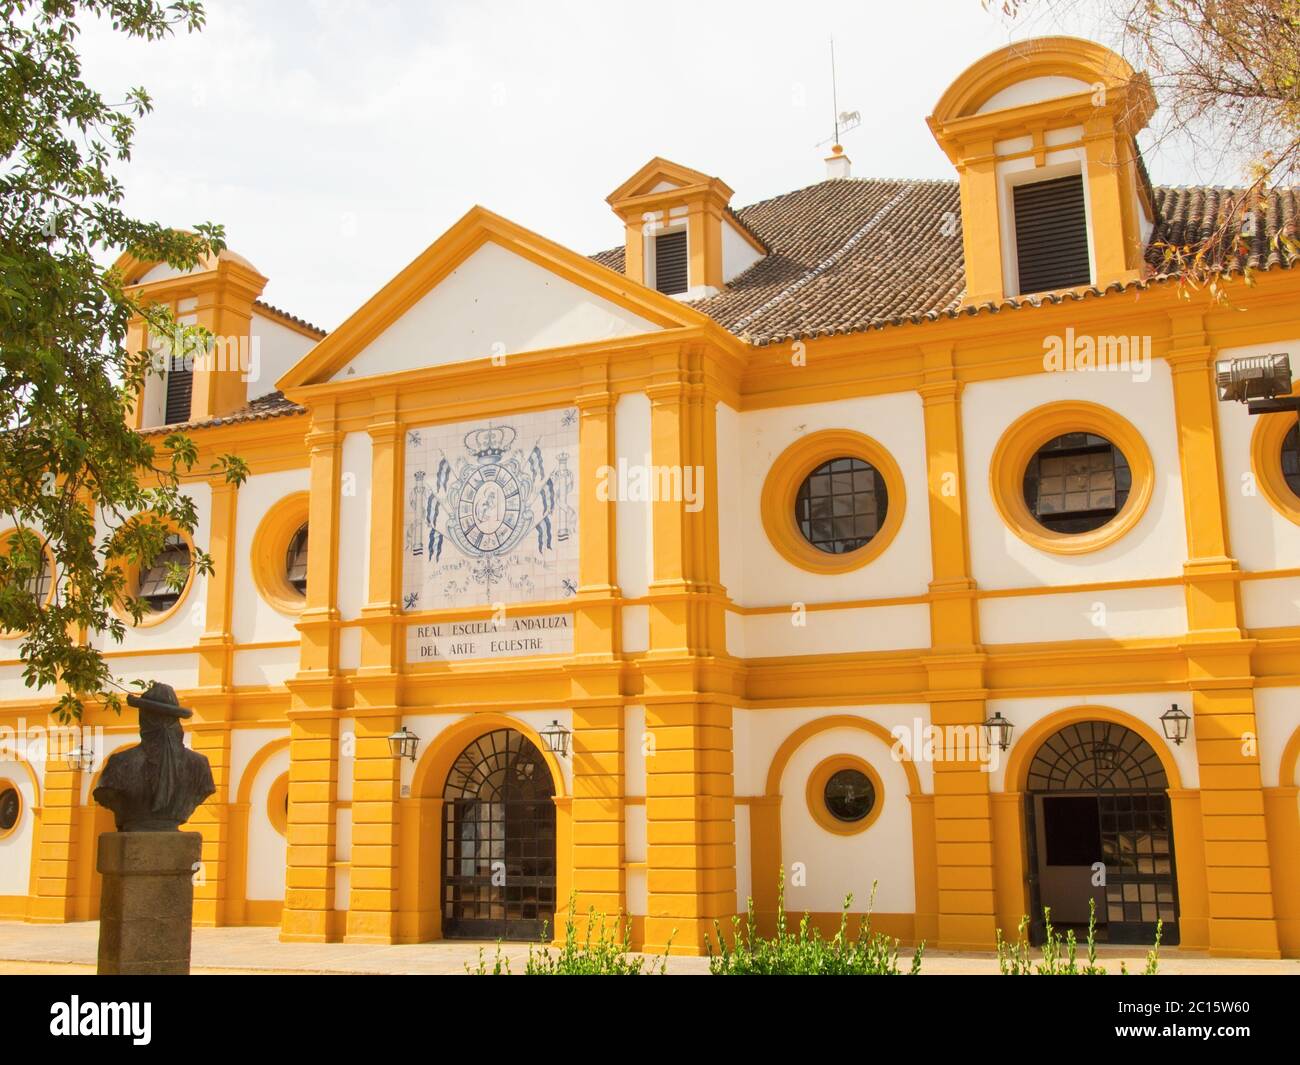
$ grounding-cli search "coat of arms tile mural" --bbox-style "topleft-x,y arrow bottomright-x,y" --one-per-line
402,406 -> 579,612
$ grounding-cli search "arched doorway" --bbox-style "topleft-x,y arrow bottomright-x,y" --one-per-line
441,728 -> 556,940
1024,721 -> 1179,945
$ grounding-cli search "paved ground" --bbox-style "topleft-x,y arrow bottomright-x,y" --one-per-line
1,921 -> 1296,975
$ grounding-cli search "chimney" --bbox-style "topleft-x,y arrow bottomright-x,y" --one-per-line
824,144 -> 852,179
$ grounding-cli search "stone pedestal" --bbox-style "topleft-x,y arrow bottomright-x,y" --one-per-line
96,831 -> 201,975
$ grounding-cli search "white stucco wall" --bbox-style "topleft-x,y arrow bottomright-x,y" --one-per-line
776,726 -> 917,914
0,762 -> 36,898
963,362 -> 1187,594
337,431 -> 373,621
231,467 -> 311,646
249,312 -> 318,400
245,745 -> 289,902
1218,338 -> 1300,574
731,393 -> 933,609
978,75 -> 1091,113
979,584 -> 1188,646
333,241 -> 661,380
614,392 -> 653,598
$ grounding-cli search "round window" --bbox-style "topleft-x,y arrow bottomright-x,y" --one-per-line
1282,423 -> 1300,497
285,524 -> 309,597
137,533 -> 192,613
0,785 -> 20,834
1022,432 -> 1131,534
823,768 -> 876,823
794,457 -> 888,555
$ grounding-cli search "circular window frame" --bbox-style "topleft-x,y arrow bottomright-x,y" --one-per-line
761,430 -> 906,574
0,779 -> 23,840
266,772 -> 289,837
805,755 -> 883,836
251,492 -> 311,615
109,523 -> 197,629
0,528 -> 56,637
1250,411 -> 1300,526
990,401 -> 1154,556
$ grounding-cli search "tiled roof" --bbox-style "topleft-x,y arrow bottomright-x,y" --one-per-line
140,390 -> 305,436
253,299 -> 328,338
591,177 -> 1300,346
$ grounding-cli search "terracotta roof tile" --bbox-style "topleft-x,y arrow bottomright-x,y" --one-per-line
253,299 -> 328,338
591,177 -> 1300,345
140,390 -> 304,436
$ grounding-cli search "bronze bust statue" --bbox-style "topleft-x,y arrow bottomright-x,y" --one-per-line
93,683 -> 215,832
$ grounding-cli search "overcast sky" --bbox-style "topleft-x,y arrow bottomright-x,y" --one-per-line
78,0 -> 1243,332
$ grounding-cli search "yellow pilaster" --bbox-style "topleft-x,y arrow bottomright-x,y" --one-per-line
346,711 -> 402,943
198,476 -> 238,688
643,695 -> 735,954
189,726 -> 232,926
570,703 -> 625,926
188,258 -> 266,422
955,145 -> 1003,305
1082,124 -> 1142,287
642,349 -> 736,954
1263,785 -> 1300,956
297,403 -> 343,677
1168,317 -> 1280,957
574,358 -> 620,659
358,393 -> 403,674
280,712 -> 339,941
918,344 -> 996,950
344,393 -> 405,943
28,757 -> 79,923
568,358 -> 627,928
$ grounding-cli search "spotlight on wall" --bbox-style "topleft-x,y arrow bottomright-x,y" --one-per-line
1215,353 -> 1296,413
982,711 -> 1015,752
387,726 -> 420,762
1160,703 -> 1191,746
539,720 -> 572,757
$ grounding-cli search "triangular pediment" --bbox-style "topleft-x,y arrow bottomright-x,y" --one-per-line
278,206 -> 720,391
606,157 -> 732,206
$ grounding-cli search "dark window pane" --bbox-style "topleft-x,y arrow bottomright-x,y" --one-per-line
823,768 -> 876,823
1283,423 -> 1300,497
1023,433 -> 1130,534
0,787 -> 17,831
795,457 -> 888,555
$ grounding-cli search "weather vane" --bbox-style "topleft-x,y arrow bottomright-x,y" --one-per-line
815,36 -> 861,149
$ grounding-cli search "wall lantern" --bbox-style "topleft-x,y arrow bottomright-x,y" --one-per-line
982,711 -> 1014,752
387,726 -> 420,762
1160,703 -> 1191,746
539,720 -> 572,757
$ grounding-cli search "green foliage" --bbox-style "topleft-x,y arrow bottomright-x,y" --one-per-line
0,1 -> 243,720
467,897 -> 671,975
708,868 -> 924,975
996,898 -> 1162,974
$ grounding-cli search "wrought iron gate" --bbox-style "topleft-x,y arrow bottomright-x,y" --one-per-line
1024,721 -> 1179,946
441,729 -> 556,940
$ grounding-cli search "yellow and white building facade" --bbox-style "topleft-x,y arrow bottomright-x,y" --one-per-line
1,37 -> 1298,958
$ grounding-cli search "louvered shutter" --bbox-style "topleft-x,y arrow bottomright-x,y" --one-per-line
164,357 -> 193,425
654,229 -> 689,295
1013,175 -> 1091,295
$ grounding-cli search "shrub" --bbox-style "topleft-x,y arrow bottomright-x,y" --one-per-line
995,898 -> 1162,975
467,897 -> 671,975
708,870 -> 924,975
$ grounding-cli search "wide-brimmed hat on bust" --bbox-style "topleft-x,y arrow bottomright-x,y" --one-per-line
125,682 -> 192,718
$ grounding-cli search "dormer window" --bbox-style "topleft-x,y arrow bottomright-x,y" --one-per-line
1012,174 -> 1091,295
927,39 -> 1157,306
652,229 -> 689,295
